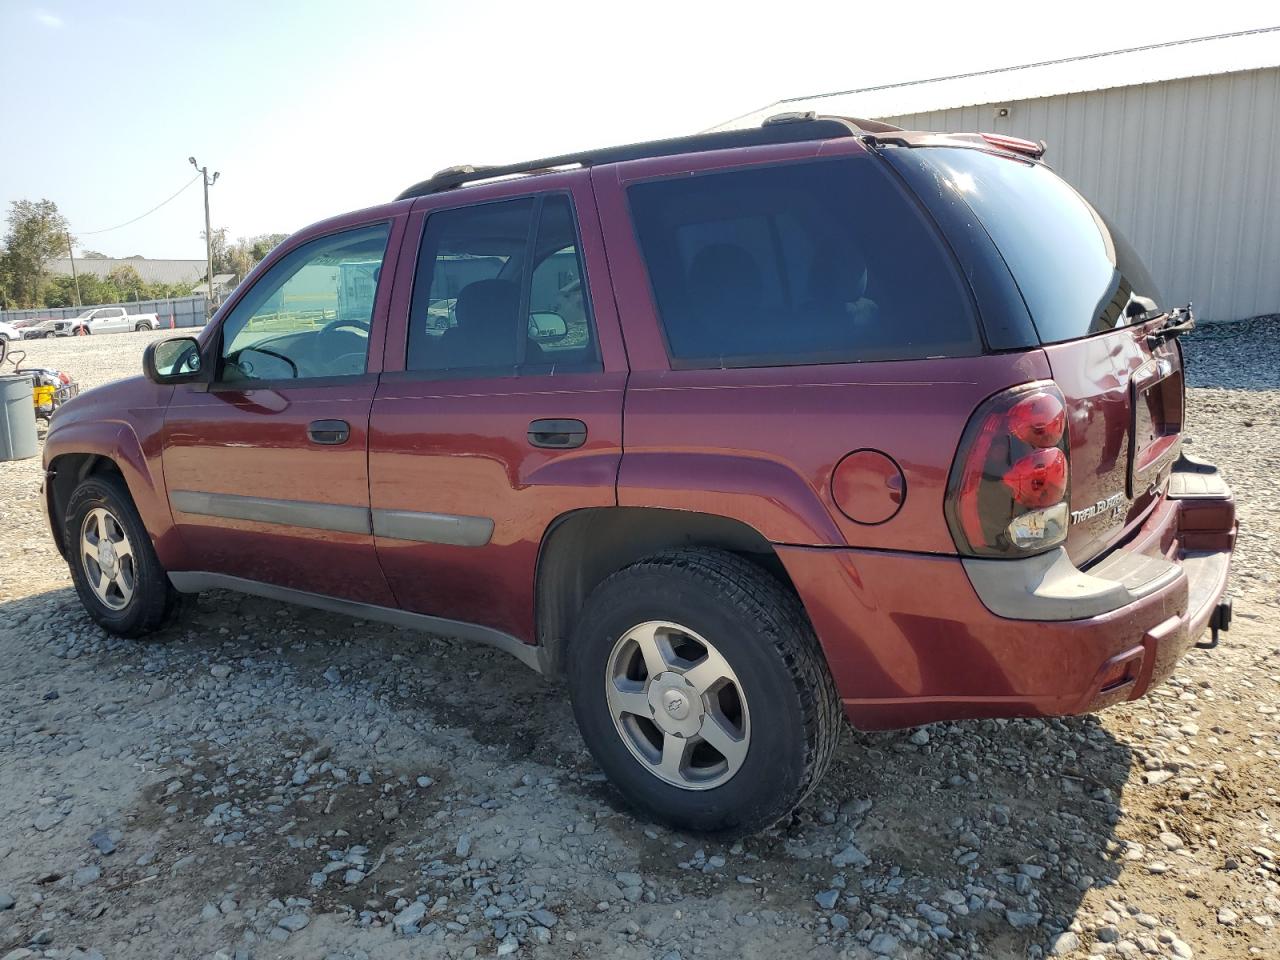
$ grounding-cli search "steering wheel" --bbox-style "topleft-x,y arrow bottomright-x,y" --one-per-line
319,318 -> 370,338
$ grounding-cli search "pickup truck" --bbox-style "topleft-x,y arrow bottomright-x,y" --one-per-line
26,306 -> 161,338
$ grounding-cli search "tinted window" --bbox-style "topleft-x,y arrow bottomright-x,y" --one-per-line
915,148 -> 1164,343
627,157 -> 979,367
218,223 -> 389,381
406,194 -> 599,376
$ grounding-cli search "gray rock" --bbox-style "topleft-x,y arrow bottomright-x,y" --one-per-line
1050,932 -> 1081,955
530,909 -> 557,928
73,865 -> 101,887
393,901 -> 426,932
910,728 -> 930,745
1217,907 -> 1238,925
496,934 -> 519,956
815,889 -> 840,910
1006,910 -> 1042,929
277,914 -> 310,932
416,776 -> 434,788
210,664 -> 232,680
1018,863 -> 1047,879
88,827 -> 118,855
869,932 -> 899,955
33,811 -> 63,832
832,844 -> 870,868
455,834 -> 472,858
322,666 -> 342,683
0,892 -> 14,911
1169,937 -> 1194,959
830,913 -> 850,932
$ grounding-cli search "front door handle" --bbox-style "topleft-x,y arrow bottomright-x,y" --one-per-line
528,418 -> 587,449
308,419 -> 350,445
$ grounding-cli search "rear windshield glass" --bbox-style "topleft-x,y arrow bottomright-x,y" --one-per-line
627,157 -> 980,368
916,147 -> 1164,344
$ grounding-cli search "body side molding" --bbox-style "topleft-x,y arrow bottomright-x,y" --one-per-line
171,491 -> 495,546
371,508 -> 493,546
167,571 -> 546,673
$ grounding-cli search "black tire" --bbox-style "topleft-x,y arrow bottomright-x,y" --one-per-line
64,472 -> 179,637
567,548 -> 842,834
135,322 -> 148,332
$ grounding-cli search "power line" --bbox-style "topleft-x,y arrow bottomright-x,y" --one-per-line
708,24 -> 1280,131
76,174 -> 203,236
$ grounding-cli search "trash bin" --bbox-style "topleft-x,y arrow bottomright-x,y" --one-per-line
1,373 -> 39,461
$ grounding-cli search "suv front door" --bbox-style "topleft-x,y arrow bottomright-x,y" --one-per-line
369,175 -> 626,642
161,216 -> 403,604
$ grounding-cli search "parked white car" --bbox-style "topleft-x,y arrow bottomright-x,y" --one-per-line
28,306 -> 162,337
0,320 -> 21,342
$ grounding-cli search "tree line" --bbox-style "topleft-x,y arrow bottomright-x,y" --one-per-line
0,198 -> 286,311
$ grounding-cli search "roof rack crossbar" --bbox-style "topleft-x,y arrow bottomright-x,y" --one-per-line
395,116 -> 859,200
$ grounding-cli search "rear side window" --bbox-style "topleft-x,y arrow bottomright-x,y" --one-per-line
405,193 -> 600,377
627,157 -> 979,368
914,148 -> 1164,343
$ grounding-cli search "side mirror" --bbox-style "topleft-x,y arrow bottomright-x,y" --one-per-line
528,311 -> 568,342
144,336 -> 205,384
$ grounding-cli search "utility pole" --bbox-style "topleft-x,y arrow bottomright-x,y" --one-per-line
65,232 -> 81,308
189,157 -> 220,320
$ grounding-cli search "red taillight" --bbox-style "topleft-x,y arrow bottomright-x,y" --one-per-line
947,382 -> 1071,557
1002,447 -> 1067,508
1007,392 -> 1065,448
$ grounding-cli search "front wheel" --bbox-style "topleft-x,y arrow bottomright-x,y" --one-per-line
568,549 -> 842,834
64,472 -> 179,637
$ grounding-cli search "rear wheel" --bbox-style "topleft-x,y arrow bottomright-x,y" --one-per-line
134,321 -> 148,332
64,473 -> 179,637
567,549 -> 842,834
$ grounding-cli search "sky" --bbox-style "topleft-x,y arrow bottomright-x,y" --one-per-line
0,0 -> 1274,261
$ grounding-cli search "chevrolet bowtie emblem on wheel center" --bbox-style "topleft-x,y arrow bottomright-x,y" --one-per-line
663,689 -> 691,720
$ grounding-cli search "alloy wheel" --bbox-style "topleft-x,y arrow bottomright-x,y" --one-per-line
80,506 -> 135,610
605,620 -> 750,790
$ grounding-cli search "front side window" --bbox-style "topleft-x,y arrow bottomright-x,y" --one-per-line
627,157 -> 980,368
217,223 -> 389,382
406,194 -> 599,376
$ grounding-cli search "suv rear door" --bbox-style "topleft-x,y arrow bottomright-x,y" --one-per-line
892,146 -> 1183,564
367,172 -> 626,643
161,214 -> 404,604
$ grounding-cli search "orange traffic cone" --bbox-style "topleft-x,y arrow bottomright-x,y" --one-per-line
169,309 -> 176,330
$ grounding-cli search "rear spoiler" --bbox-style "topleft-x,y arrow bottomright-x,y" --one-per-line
864,129 -> 1048,160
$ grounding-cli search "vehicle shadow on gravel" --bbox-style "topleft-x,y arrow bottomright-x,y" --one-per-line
2,586 -> 1136,955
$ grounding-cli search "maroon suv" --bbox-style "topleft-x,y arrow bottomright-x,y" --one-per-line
41,115 -> 1235,833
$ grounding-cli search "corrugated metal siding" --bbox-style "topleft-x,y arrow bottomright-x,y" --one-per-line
881,67 -> 1280,322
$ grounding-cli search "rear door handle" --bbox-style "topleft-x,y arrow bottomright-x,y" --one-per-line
528,418 -> 587,449
307,419 -> 350,445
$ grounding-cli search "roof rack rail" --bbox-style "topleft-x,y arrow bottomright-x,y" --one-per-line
395,116 -> 863,200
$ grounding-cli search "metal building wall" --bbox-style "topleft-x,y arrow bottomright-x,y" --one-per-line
881,67 -> 1280,322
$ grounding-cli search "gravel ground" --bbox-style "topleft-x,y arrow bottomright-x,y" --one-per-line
0,325 -> 1277,960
